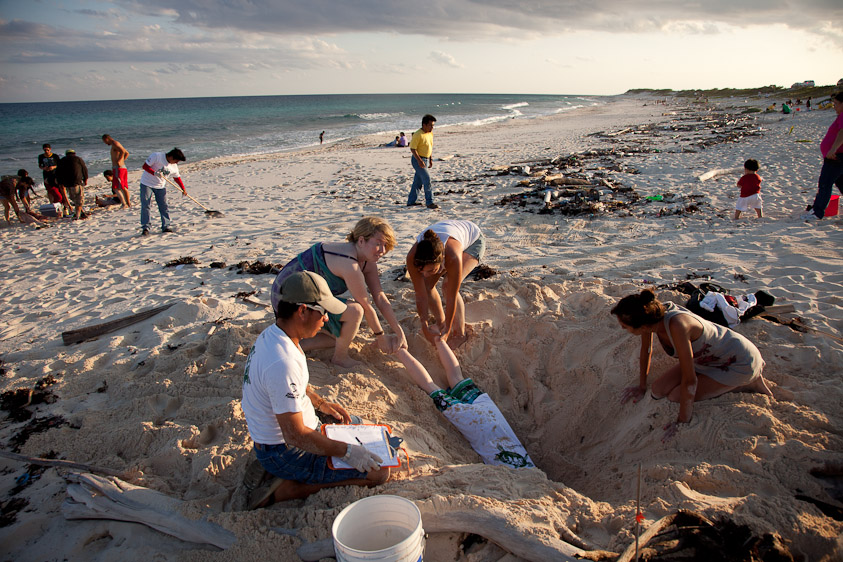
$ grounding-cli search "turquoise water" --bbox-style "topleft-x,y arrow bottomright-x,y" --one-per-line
0,93 -> 601,174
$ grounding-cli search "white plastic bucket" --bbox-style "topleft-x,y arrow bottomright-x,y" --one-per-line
332,495 -> 425,562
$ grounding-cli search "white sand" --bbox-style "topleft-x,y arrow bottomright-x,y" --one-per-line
0,96 -> 841,561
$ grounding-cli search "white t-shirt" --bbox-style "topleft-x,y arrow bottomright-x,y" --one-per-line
416,220 -> 481,250
140,152 -> 181,189
241,324 -> 318,445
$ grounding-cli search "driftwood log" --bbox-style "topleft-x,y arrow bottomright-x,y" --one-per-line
544,174 -> 592,186
419,498 -> 584,561
616,512 -> 680,562
63,472 -> 236,550
295,494 -> 587,562
0,450 -> 125,478
697,167 -> 742,182
61,302 -> 176,345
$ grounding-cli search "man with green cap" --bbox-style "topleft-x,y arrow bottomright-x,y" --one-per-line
241,271 -> 390,508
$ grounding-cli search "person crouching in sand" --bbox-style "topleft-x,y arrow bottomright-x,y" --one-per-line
270,217 -> 406,368
395,338 -> 534,468
241,272 -> 389,509
612,289 -> 773,442
406,220 -> 485,349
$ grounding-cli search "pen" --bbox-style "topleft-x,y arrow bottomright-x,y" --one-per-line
355,437 -> 363,446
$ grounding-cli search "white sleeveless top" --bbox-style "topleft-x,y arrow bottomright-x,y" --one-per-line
416,220 -> 481,249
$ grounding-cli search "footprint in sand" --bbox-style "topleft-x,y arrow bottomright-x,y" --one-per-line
148,394 -> 183,426
181,422 -> 222,449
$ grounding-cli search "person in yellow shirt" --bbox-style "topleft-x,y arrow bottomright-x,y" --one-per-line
407,114 -> 438,209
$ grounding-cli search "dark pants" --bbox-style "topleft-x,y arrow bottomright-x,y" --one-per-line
809,157 -> 843,218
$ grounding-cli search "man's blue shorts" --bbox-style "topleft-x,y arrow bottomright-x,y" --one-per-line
254,415 -> 368,484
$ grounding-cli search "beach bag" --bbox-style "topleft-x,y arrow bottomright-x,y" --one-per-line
684,283 -> 774,327
685,283 -> 729,327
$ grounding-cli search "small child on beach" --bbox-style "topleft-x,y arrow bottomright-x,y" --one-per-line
395,338 -> 534,469
735,159 -> 763,220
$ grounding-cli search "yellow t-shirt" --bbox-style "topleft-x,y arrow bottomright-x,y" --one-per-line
409,128 -> 433,158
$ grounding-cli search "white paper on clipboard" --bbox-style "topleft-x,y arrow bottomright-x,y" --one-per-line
324,424 -> 399,468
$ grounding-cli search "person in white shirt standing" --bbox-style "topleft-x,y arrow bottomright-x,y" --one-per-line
241,271 -> 389,508
139,147 -> 187,236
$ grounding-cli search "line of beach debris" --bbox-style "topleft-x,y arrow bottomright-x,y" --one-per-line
494,105 -> 764,217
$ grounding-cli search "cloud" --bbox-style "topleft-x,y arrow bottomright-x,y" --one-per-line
429,51 -> 463,68
0,18 -> 352,72
109,0 -> 842,40
0,19 -> 55,40
2,1 -> 840,72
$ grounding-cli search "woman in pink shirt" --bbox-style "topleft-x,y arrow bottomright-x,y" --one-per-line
802,92 -> 843,221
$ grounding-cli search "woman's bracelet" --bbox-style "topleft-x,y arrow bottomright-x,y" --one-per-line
313,397 -> 325,410
372,330 -> 384,337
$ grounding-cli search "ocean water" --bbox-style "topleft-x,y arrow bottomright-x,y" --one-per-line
0,93 -> 601,174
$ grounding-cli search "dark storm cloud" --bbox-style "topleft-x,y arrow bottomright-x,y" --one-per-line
0,19 -> 55,40
114,0 -> 841,38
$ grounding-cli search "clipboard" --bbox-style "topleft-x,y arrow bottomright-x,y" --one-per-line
322,423 -> 401,469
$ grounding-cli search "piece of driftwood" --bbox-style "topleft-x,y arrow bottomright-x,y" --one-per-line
294,495 -> 589,562
0,450 -> 125,478
616,512 -> 679,562
545,174 -> 592,186
697,167 -> 742,182
241,296 -> 270,308
63,472 -> 236,550
62,302 -> 176,345
419,495 -> 587,560
763,304 -> 796,314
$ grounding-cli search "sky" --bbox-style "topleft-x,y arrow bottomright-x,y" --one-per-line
0,0 -> 841,103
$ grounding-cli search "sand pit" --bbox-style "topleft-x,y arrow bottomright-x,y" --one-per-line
1,95 -> 841,561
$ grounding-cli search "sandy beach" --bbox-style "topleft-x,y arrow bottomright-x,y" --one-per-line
1,94 -> 841,561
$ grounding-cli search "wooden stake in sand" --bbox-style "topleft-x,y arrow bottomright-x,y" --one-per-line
61,302 -> 176,345
635,463 -> 642,561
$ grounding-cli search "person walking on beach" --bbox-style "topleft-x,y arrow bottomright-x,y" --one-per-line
139,148 -> 187,236
612,289 -> 773,442
734,159 -> 763,220
38,144 -> 68,215
270,217 -> 407,368
242,271 -> 389,508
319,131 -> 324,144
102,134 -> 131,208
406,220 -> 484,349
801,92 -> 843,221
407,114 -> 438,209
56,149 -> 88,220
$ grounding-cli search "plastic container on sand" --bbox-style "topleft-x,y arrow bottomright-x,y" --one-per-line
332,495 -> 425,562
